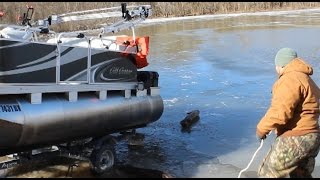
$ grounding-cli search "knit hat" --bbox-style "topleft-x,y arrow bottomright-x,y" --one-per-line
274,48 -> 297,67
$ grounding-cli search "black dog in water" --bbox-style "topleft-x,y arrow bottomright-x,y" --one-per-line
180,110 -> 200,132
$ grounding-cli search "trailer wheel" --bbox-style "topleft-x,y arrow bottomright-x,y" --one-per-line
90,144 -> 116,176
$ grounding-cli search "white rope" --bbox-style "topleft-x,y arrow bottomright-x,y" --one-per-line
237,139 -> 264,178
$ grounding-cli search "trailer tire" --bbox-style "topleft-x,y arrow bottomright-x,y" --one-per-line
90,143 -> 116,176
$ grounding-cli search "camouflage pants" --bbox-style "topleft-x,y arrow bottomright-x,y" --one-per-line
257,132 -> 320,178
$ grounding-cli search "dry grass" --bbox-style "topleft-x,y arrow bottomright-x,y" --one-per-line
0,2 -> 319,32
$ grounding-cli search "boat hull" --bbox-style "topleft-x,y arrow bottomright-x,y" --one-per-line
0,92 -> 163,155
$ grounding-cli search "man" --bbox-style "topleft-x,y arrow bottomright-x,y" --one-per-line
256,47 -> 320,178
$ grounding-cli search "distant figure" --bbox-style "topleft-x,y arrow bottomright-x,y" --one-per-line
0,11 -> 4,18
256,48 -> 320,178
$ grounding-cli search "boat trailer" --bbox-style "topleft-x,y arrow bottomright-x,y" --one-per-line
0,129 -> 147,177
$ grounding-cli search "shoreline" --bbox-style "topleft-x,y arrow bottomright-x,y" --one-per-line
47,7 -> 320,36
142,8 -> 320,25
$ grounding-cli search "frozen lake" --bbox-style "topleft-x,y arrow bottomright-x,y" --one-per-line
117,8 -> 320,178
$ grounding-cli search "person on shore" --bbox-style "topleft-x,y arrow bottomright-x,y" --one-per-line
256,47 -> 320,178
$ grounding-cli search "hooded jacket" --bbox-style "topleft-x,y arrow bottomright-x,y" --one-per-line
257,58 -> 320,137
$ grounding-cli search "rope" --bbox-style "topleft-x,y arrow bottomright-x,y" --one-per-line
237,139 -> 264,178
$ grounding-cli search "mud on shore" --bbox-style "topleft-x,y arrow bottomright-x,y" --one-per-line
0,156 -> 173,178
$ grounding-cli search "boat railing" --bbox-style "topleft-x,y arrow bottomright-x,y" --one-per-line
52,4 -> 151,85
0,30 -> 154,103
0,3 -> 152,85
0,4 -> 158,103
54,29 -> 139,85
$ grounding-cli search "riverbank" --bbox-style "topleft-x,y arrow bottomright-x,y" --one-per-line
141,7 -> 320,25
1,2 -> 320,32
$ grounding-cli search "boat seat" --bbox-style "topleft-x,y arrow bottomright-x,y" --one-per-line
46,36 -> 121,51
0,27 -> 33,40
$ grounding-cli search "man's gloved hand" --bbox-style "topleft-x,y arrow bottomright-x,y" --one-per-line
257,134 -> 266,142
256,129 -> 267,142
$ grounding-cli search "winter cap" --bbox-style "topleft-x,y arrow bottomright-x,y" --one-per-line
275,48 -> 297,67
